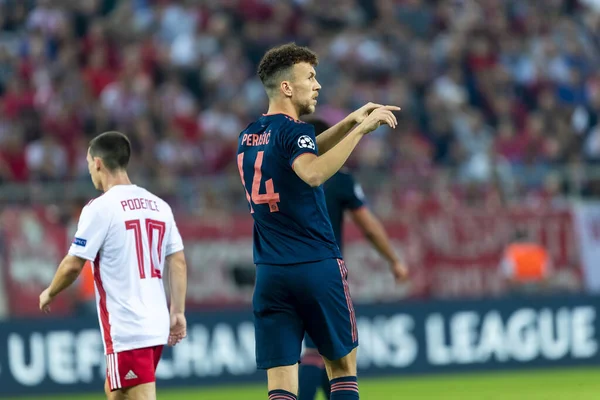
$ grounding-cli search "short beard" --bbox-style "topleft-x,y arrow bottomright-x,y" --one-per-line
298,103 -> 315,117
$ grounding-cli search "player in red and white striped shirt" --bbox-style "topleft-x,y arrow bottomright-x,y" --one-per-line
40,131 -> 188,400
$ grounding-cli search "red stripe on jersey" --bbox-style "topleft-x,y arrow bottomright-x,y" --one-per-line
93,253 -> 114,353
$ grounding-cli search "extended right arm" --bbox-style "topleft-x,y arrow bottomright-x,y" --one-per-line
316,103 -> 399,155
293,127 -> 365,187
293,106 -> 399,187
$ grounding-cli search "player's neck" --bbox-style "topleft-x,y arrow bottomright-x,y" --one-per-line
266,102 -> 299,121
102,172 -> 132,192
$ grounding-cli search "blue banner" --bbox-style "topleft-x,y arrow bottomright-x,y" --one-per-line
1,295 -> 599,397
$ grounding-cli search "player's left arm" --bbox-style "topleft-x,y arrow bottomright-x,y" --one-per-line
350,206 -> 408,283
316,103 -> 395,155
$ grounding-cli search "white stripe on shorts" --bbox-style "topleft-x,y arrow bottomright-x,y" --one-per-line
106,354 -> 114,390
113,353 -> 122,389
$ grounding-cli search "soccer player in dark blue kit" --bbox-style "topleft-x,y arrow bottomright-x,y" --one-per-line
237,42 -> 400,400
298,119 -> 409,400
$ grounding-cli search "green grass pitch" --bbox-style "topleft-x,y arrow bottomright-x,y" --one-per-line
11,367 -> 600,399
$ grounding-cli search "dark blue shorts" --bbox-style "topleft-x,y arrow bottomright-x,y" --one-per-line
253,258 -> 358,370
304,333 -> 318,350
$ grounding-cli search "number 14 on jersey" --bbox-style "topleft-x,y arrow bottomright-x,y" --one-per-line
237,151 -> 281,213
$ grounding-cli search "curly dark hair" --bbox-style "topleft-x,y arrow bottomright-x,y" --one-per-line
257,43 -> 318,93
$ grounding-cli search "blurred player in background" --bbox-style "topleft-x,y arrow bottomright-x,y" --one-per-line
237,42 -> 400,400
39,132 -> 188,400
298,119 -> 409,400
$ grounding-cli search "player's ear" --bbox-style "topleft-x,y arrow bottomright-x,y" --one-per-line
94,157 -> 102,171
281,80 -> 293,98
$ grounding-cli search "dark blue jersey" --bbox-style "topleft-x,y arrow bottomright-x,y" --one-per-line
323,170 -> 365,252
237,113 -> 341,265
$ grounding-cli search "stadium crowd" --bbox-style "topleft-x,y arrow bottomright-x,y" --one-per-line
1,0 -> 600,209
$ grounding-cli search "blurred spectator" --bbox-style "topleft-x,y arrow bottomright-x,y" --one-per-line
0,128 -> 28,182
26,0 -> 68,38
25,131 -> 68,181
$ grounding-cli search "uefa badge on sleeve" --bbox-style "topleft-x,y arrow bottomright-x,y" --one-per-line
298,135 -> 315,150
73,237 -> 87,247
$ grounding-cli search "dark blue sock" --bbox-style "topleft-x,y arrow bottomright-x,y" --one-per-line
269,389 -> 297,400
299,352 -> 326,400
329,376 -> 359,399
321,368 -> 331,399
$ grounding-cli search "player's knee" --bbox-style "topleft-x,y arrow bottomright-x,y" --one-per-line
324,348 -> 357,379
267,364 -> 299,394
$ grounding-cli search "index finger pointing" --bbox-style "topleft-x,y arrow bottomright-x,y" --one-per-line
364,103 -> 383,110
382,105 -> 401,111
